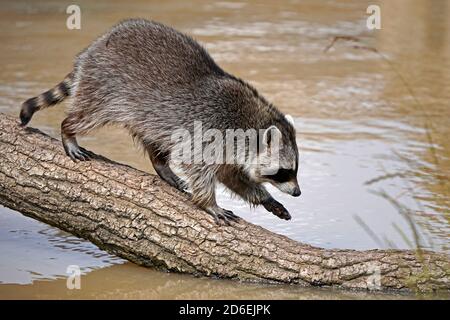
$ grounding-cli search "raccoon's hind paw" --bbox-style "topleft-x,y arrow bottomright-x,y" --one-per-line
262,198 -> 291,220
64,144 -> 95,162
166,176 -> 189,194
205,206 -> 240,226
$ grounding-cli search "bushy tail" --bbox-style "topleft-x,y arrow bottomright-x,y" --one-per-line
20,72 -> 74,126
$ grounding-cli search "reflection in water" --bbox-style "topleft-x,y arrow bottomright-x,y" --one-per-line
0,209 -> 124,285
0,263 -> 416,300
0,0 -> 449,298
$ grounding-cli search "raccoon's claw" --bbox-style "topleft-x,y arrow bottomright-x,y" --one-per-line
153,164 -> 188,193
262,198 -> 291,220
170,177 -> 189,194
223,209 -> 240,221
205,206 -> 240,226
65,145 -> 95,162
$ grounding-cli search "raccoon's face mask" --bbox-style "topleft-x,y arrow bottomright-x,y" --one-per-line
262,168 -> 301,197
250,123 -> 301,197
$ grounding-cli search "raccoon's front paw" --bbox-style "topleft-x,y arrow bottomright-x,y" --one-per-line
262,198 -> 291,220
205,206 -> 240,226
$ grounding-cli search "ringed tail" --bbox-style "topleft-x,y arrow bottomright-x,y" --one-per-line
20,72 -> 74,126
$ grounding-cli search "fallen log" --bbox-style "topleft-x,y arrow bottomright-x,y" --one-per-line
0,113 -> 448,293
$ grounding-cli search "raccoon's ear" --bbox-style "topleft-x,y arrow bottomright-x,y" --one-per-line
285,114 -> 295,128
262,125 -> 282,147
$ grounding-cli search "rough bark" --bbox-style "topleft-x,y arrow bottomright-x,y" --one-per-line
0,113 -> 448,293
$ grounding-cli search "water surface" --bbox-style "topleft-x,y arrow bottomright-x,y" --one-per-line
0,0 -> 449,299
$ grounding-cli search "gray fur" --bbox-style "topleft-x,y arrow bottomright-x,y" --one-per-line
20,19 -> 300,224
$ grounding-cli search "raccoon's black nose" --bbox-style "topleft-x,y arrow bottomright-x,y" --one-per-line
292,188 -> 301,197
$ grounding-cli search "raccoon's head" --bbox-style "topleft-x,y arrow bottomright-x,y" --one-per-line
247,114 -> 301,197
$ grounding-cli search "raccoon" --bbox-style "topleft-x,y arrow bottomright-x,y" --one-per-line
20,19 -> 301,225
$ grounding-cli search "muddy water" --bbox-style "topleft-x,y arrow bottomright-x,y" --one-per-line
0,0 -> 449,299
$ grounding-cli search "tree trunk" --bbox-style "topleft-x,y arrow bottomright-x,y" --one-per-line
0,113 -> 448,293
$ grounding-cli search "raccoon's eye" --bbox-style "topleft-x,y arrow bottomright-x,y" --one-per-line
263,168 -> 295,183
